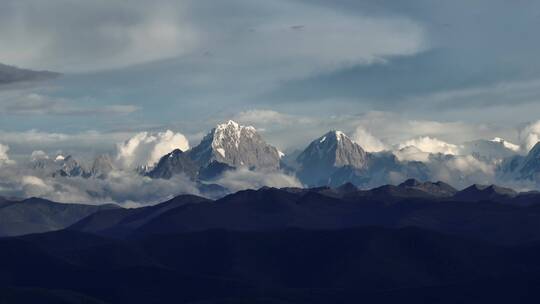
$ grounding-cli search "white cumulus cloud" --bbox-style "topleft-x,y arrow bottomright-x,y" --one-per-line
0,161 -> 200,205
351,127 -> 388,152
0,0 -> 426,77
394,145 -> 431,162
520,120 -> 540,152
0,143 -> 14,165
233,109 -> 312,126
116,130 -> 190,169
398,136 -> 460,155
215,168 -> 302,192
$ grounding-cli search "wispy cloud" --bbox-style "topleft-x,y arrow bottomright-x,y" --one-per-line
408,78 -> 540,110
0,1 -> 199,72
215,167 -> 302,192
0,0 -> 426,76
0,90 -> 139,116
232,109 -> 313,127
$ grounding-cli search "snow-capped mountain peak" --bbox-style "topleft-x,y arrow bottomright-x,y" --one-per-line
490,137 -> 520,152
55,155 -> 65,162
51,155 -> 89,178
212,120 -> 257,152
295,130 -> 369,186
298,130 -> 367,168
188,120 -> 280,169
334,130 -> 346,140
461,138 -> 521,162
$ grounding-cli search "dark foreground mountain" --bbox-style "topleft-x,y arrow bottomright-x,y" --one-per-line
4,180 -> 540,244
0,197 -> 118,237
0,287 -> 106,304
5,181 -> 540,302
65,180 -> 540,245
70,195 -> 211,237
4,227 -> 540,303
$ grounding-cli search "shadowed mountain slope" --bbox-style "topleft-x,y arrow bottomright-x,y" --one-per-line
0,198 -> 119,237
64,182 -> 540,245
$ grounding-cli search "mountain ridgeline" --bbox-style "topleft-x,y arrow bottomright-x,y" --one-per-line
64,179 -> 540,245
3,179 -> 538,241
5,181 -> 540,303
143,121 -> 436,188
144,121 -> 540,189
30,120 -> 540,196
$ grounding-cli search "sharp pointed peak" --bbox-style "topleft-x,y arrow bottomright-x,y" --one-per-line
317,130 -> 350,143
224,120 -> 240,127
166,148 -> 184,157
324,130 -> 347,137
213,120 -> 257,133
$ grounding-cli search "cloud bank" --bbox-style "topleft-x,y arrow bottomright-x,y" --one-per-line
0,1 -> 198,72
116,130 -> 190,169
0,0 -> 426,76
398,137 -> 460,155
0,169 -> 200,206
351,127 -> 388,152
0,143 -> 12,164
520,120 -> 540,152
215,168 -> 302,192
0,91 -> 139,116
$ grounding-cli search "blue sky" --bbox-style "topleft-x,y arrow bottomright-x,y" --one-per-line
1,0 -> 540,158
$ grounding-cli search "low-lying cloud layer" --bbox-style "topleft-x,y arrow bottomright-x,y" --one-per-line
215,168 -> 302,193
0,162 -> 200,205
398,137 -> 460,155
1,112 -> 540,205
0,135 -> 303,205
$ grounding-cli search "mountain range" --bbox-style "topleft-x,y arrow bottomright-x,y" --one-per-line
2,179 -> 540,244
0,197 -> 118,237
4,181 -> 540,303
25,120 -> 540,200
66,180 -> 540,245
